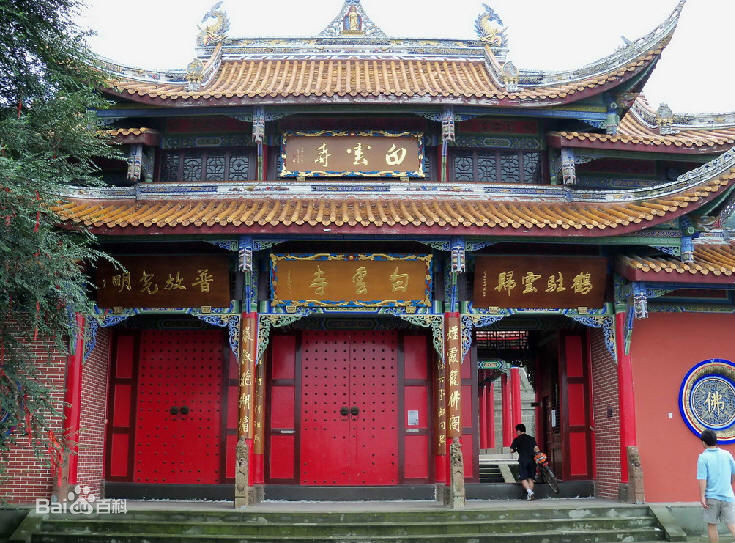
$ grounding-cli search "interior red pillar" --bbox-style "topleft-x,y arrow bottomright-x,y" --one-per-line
487,380 -> 495,449
63,314 -> 85,485
616,311 -> 637,483
480,384 -> 488,450
501,373 -> 512,447
510,367 -> 522,430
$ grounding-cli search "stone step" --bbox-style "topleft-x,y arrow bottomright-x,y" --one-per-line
28,528 -> 666,543
36,504 -> 651,524
16,504 -> 674,543
37,516 -> 660,536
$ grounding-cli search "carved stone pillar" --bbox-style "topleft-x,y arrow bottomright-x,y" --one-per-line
449,438 -> 465,509
626,446 -> 645,504
235,313 -> 257,507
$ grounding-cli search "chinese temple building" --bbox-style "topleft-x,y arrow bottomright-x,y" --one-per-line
6,0 -> 735,507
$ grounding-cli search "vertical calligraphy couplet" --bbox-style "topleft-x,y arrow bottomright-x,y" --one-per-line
445,313 -> 462,443
236,312 -> 258,507
434,317 -> 448,484
239,314 -> 258,441
253,347 -> 266,485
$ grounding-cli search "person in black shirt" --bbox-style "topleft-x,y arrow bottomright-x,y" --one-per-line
510,423 -> 539,500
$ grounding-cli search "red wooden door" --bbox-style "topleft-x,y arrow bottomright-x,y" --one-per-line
300,330 -> 398,485
559,332 -> 593,480
132,329 -> 224,484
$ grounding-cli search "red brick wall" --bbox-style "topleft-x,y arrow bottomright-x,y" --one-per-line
0,343 -> 66,504
76,328 -> 111,499
589,328 -> 621,499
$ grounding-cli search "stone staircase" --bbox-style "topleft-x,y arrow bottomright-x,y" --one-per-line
10,504 -> 683,543
479,463 -> 506,483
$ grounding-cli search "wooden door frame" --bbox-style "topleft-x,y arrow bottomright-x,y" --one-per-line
105,326 -> 230,485
558,330 -> 593,480
265,328 -> 435,485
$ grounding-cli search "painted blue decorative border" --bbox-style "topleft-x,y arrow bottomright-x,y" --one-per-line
462,306 -> 615,359
280,130 -> 424,178
679,359 -> 735,444
84,303 -> 241,364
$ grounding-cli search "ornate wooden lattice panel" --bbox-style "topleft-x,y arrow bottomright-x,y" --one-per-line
451,149 -> 541,183
132,329 -> 224,484
159,148 -> 252,182
300,330 -> 398,485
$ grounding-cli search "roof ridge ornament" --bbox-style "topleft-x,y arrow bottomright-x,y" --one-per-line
319,0 -> 387,38
475,3 -> 509,62
196,1 -> 231,47
475,4 -> 508,49
501,61 -> 519,93
656,103 -> 676,135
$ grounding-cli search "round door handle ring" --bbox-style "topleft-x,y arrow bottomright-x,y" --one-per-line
180,406 -> 189,415
340,407 -> 349,416
350,406 -> 359,416
170,406 -> 179,415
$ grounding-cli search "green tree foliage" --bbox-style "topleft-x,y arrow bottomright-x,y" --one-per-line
0,0 -> 116,465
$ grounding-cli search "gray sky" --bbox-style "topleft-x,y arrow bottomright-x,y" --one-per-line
78,0 -> 735,114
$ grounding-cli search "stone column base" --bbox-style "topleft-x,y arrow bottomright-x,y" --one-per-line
235,485 -> 264,508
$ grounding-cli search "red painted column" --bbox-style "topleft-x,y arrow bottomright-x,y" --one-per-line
510,367 -> 522,431
253,358 -> 266,484
434,341 -> 447,484
238,313 -> 257,487
487,380 -> 495,449
63,314 -> 85,485
501,373 -> 512,447
480,384 -> 488,450
616,311 -> 637,483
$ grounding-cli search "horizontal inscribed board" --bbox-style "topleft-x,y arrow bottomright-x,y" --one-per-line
271,253 -> 431,308
473,255 -> 607,309
96,255 -> 231,308
281,131 -> 423,177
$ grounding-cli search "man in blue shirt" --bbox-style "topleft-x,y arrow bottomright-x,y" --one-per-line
697,429 -> 735,543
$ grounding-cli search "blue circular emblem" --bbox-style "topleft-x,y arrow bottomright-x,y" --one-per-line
680,359 -> 735,443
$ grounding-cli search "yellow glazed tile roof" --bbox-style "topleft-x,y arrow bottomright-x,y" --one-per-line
108,45 -> 664,105
103,127 -> 161,146
105,127 -> 153,137
554,113 -> 735,150
55,166 -> 734,235
620,245 -> 735,278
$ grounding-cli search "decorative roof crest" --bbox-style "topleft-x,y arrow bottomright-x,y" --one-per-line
475,3 -> 508,49
197,1 -> 231,47
656,103 -> 675,134
501,61 -> 518,92
319,0 -> 387,38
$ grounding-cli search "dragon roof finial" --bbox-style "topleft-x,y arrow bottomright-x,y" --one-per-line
475,3 -> 508,49
197,1 -> 230,47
